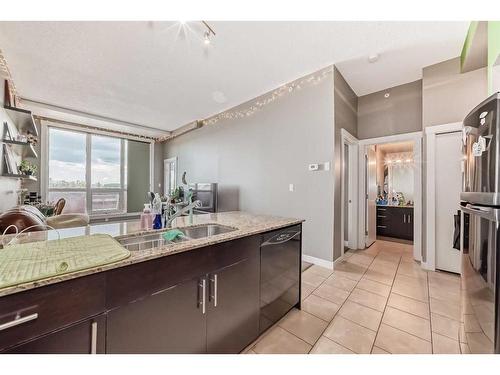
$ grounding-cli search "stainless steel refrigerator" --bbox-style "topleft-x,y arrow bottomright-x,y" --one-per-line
460,92 -> 500,354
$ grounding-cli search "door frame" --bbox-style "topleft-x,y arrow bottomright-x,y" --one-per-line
423,122 -> 462,271
358,131 -> 423,261
340,129 -> 359,255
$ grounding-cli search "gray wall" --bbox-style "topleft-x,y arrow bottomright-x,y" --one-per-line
422,57 -> 487,127
164,70 -> 335,262
357,80 -> 422,139
333,67 -> 358,259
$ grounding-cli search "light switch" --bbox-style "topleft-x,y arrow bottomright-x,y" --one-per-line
289,184 -> 294,192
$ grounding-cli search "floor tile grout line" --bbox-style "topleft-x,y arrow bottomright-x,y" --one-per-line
370,252 -> 403,354
305,249 -> 378,353
322,248 -> 385,353
386,304 -> 430,321
426,269 -> 435,354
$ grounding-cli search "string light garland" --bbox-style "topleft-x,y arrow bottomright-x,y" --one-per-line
158,66 -> 334,142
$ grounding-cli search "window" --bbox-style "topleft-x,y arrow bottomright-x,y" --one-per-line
47,127 -> 129,215
163,157 -> 177,195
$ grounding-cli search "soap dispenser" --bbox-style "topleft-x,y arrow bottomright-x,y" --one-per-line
152,193 -> 162,230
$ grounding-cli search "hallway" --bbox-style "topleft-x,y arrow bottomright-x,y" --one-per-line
245,240 -> 465,354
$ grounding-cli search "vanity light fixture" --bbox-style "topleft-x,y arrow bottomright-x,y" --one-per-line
396,159 -> 402,163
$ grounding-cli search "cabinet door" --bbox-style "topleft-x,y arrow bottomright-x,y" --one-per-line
3,315 -> 105,354
206,255 -> 260,354
106,277 -> 207,354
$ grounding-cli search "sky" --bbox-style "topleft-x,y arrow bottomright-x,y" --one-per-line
49,128 -> 122,186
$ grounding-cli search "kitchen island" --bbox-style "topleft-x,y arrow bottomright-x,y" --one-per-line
0,211 -> 303,354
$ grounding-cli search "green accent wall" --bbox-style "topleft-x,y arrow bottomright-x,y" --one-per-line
488,21 -> 500,93
127,140 -> 150,213
461,21 -> 479,71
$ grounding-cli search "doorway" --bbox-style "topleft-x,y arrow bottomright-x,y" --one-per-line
358,132 -> 423,262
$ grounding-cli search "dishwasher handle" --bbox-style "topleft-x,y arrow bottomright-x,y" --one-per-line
261,230 -> 301,247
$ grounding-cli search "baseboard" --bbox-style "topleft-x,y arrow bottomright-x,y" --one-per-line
302,255 -> 334,270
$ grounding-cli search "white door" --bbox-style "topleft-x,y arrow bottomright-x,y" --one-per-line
365,146 -> 377,247
435,132 -> 462,273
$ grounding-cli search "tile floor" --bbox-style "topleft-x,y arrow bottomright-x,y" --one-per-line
245,239 -> 465,354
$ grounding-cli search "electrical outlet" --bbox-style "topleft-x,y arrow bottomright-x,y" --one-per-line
289,184 -> 294,192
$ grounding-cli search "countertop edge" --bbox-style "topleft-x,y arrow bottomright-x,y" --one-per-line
0,215 -> 304,298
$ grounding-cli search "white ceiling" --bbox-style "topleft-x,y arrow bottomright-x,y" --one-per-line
0,21 -> 469,132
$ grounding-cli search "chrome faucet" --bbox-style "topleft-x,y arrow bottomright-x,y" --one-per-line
164,199 -> 202,228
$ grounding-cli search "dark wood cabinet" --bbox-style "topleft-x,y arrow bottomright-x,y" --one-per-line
376,206 -> 414,241
0,225 -> 299,354
107,236 -> 261,354
2,315 -> 106,354
106,277 -> 207,354
206,256 -> 260,353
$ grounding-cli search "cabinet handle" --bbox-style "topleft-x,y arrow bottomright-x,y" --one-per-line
210,274 -> 218,307
403,214 -> 406,223
199,279 -> 206,315
90,321 -> 98,354
408,215 -> 411,224
0,313 -> 38,331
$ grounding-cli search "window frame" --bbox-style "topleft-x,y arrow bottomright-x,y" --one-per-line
163,157 -> 177,196
42,122 -> 154,217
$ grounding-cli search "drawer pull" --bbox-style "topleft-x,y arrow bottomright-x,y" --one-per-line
377,225 -> 387,229
91,321 -> 98,354
377,215 -> 386,218
0,313 -> 38,331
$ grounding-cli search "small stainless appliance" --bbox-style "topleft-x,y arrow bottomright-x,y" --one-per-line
188,183 -> 218,213
460,92 -> 500,354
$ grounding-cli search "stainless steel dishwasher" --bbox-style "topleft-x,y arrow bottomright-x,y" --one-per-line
259,224 -> 302,333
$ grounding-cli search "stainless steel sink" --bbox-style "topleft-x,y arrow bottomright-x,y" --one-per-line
117,224 -> 237,251
181,224 -> 236,239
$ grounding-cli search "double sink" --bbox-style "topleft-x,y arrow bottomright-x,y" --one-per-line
117,224 -> 237,251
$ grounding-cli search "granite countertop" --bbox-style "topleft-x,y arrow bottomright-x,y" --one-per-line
376,205 -> 414,208
0,211 -> 303,297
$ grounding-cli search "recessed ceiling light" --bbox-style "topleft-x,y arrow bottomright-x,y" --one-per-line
384,92 -> 390,98
212,91 -> 227,104
368,53 -> 379,63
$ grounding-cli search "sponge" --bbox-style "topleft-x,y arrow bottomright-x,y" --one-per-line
163,229 -> 185,242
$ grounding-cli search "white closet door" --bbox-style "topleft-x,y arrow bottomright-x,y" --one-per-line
365,146 -> 377,247
435,131 -> 462,273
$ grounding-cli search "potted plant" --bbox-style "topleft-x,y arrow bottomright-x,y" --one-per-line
19,160 -> 37,176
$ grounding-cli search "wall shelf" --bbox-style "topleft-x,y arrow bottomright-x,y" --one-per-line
0,139 -> 38,158
3,105 -> 39,137
1,173 -> 37,181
